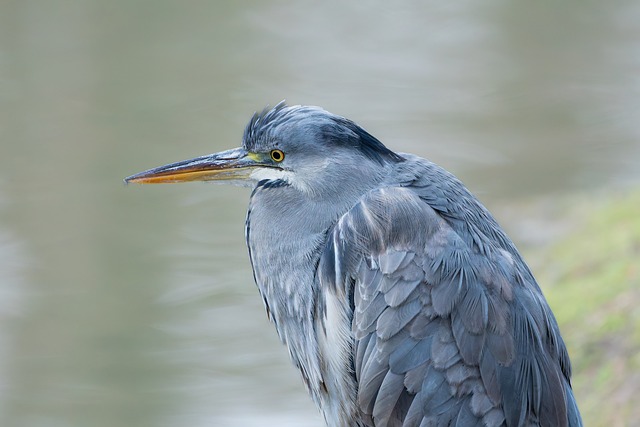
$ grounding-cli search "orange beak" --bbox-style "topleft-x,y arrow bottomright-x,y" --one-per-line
124,148 -> 268,184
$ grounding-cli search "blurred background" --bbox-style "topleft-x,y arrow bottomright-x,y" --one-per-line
1,1 -> 639,426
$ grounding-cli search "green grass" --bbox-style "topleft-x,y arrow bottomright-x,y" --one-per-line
533,190 -> 640,426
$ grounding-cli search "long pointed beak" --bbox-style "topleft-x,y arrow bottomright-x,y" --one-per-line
124,147 -> 266,184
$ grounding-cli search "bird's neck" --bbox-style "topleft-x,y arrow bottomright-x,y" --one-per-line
244,179 -> 369,423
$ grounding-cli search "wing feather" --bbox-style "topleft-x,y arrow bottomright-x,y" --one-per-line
376,299 -> 422,340
318,185 -> 581,426
373,371 -> 406,425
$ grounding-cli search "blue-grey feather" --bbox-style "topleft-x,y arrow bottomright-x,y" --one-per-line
404,362 -> 430,394
373,371 -> 405,425
355,291 -> 387,339
431,329 -> 462,370
375,299 -> 422,340
408,313 -> 436,340
458,283 -> 489,334
420,365 -> 447,405
355,332 -> 373,378
483,408 -> 507,426
403,391 -> 426,427
480,350 -> 502,405
240,104 -> 581,426
470,388 -> 495,417
485,331 -> 515,366
378,274 -> 402,293
379,251 -> 409,275
389,336 -> 433,374
358,351 -> 388,413
451,311 -> 486,365
445,362 -> 479,387
423,383 -> 456,416
384,279 -> 421,307
454,399 -> 482,427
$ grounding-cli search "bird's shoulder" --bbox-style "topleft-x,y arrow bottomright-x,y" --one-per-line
316,165 -> 579,427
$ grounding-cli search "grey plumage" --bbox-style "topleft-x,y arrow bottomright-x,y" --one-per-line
125,103 -> 583,427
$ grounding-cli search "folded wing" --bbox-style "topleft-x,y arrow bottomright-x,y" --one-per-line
318,186 -> 581,427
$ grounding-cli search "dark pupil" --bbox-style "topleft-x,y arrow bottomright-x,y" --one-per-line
272,151 -> 282,160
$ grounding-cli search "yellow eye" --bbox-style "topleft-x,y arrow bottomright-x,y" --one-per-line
270,149 -> 285,162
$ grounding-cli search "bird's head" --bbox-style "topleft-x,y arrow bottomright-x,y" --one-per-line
125,103 -> 404,198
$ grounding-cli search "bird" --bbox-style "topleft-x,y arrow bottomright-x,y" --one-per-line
125,102 -> 583,427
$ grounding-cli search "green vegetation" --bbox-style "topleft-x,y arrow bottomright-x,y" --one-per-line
534,190 -> 640,426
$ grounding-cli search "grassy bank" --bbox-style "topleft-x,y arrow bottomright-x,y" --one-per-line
532,190 -> 640,426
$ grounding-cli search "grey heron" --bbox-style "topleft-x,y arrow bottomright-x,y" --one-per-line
125,103 -> 583,427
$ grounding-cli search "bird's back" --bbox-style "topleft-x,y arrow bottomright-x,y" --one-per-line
313,155 -> 582,426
